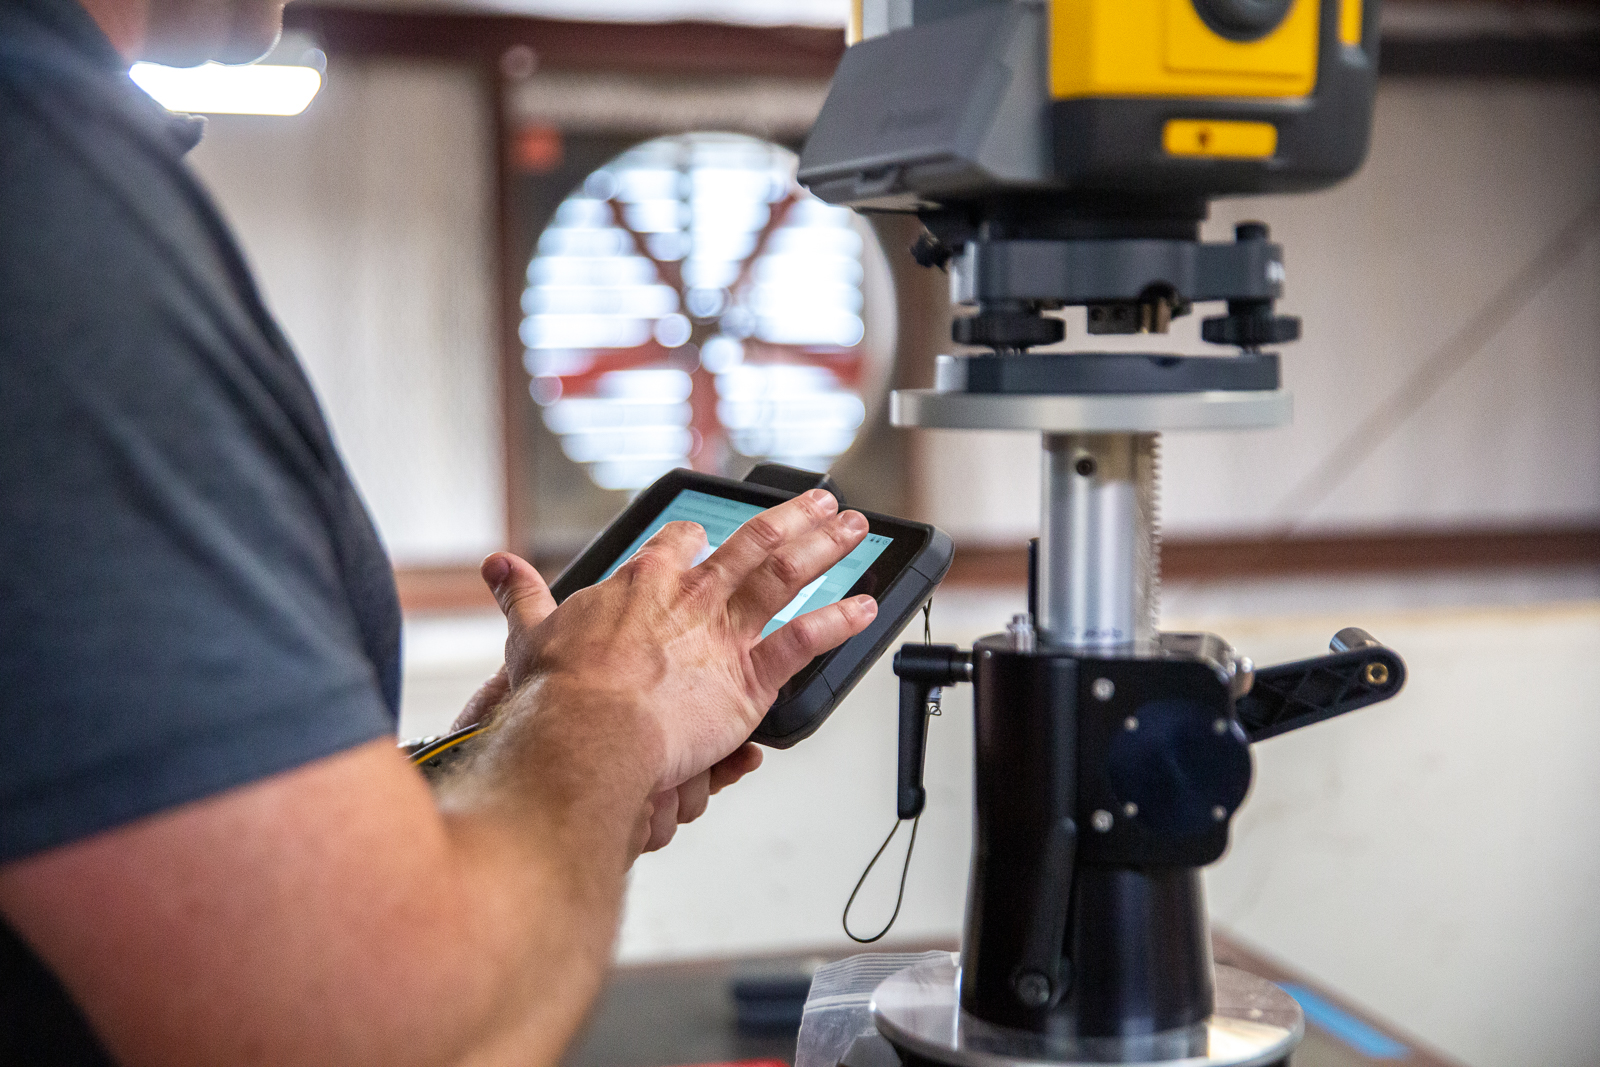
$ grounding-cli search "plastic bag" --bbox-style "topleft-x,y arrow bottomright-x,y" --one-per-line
794,951 -> 955,1067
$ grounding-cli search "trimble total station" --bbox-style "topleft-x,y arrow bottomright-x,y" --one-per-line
798,2 -> 1405,1066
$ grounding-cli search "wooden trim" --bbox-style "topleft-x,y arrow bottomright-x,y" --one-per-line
394,564 -> 498,614
1380,35 -> 1600,81
1165,524 -> 1600,579
395,525 -> 1600,611
942,524 -> 1600,587
941,544 -> 1031,587
284,5 -> 846,75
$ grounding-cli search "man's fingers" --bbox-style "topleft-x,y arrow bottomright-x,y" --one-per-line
709,744 -> 763,795
482,553 -> 556,631
643,789 -> 679,853
728,510 -> 868,635
451,665 -> 509,732
696,489 -> 838,593
749,595 -> 878,697
615,521 -> 708,581
675,772 -> 711,825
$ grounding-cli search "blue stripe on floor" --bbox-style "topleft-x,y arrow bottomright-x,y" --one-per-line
1279,983 -> 1410,1060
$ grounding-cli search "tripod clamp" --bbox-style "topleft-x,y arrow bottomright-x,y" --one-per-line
886,627 -> 1405,1044
894,630 -> 1406,823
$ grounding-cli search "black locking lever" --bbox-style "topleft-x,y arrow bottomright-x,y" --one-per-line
893,644 -> 972,819
1236,627 -> 1407,742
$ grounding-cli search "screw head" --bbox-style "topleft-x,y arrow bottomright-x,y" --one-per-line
1123,715 -> 1139,731
1122,801 -> 1139,818
1015,971 -> 1052,1008
1074,456 -> 1097,478
1092,678 -> 1115,702
1213,718 -> 1229,734
1091,809 -> 1114,832
1212,805 -> 1228,822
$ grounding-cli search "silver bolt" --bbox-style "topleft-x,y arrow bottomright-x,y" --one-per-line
1211,805 -> 1227,822
1122,801 -> 1138,818
1092,678 -> 1115,702
1124,715 -> 1139,732
1091,809 -> 1114,832
1213,718 -> 1229,735
1006,613 -> 1035,653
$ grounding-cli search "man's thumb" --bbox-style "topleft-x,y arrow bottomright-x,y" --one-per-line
481,552 -> 557,629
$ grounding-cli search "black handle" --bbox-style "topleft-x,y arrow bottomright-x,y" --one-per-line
898,677 -> 935,819
1236,627 -> 1407,742
893,643 -> 972,820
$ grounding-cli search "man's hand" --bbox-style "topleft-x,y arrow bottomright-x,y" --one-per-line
458,489 -> 874,851
493,488 -> 874,793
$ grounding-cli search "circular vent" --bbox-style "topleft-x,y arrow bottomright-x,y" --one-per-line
521,132 -> 892,491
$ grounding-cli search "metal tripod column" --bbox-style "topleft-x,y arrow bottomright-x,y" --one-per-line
1038,433 -> 1160,651
1035,430 -> 1217,1042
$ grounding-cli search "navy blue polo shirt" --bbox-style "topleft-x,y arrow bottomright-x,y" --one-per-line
0,0 -> 403,1059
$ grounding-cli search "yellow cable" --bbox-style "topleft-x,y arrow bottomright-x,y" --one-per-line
407,723 -> 487,766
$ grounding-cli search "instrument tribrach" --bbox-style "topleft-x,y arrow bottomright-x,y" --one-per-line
798,1 -> 1406,1064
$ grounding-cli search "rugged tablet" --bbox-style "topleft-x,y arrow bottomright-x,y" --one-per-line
548,466 -> 953,748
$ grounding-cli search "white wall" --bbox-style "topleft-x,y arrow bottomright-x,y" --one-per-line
187,58 -> 505,566
918,79 -> 1600,543
1206,596 -> 1600,1067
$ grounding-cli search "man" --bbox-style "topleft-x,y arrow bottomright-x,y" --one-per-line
0,0 -> 877,1062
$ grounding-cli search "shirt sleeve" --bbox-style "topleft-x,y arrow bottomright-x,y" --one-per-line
0,81 -> 398,863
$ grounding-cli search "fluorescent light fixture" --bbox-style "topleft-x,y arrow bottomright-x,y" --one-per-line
129,61 -> 322,116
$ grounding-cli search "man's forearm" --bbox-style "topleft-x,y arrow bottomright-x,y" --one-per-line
0,688 -> 659,1067
431,677 -> 661,1066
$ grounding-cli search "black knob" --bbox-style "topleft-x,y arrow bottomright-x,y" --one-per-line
1107,698 -> 1252,837
953,310 -> 1064,352
1202,310 -> 1300,348
1193,0 -> 1293,41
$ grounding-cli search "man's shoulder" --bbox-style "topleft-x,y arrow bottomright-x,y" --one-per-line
1,72 -> 206,290
0,67 -> 266,430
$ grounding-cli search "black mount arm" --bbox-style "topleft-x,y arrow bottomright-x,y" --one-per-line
893,644 -> 973,819
1236,627 -> 1407,743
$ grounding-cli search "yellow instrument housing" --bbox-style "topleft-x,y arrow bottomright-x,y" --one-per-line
1049,0 -> 1323,100
807,0 -> 1377,210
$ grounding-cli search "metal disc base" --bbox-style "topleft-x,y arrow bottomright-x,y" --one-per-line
889,389 -> 1290,433
871,958 -> 1302,1067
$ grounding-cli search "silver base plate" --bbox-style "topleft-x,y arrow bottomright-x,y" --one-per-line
870,958 -> 1302,1067
889,389 -> 1291,433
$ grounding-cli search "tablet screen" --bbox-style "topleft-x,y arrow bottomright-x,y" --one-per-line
600,489 -> 893,638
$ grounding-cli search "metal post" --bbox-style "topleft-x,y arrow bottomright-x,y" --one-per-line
1038,433 -> 1160,651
